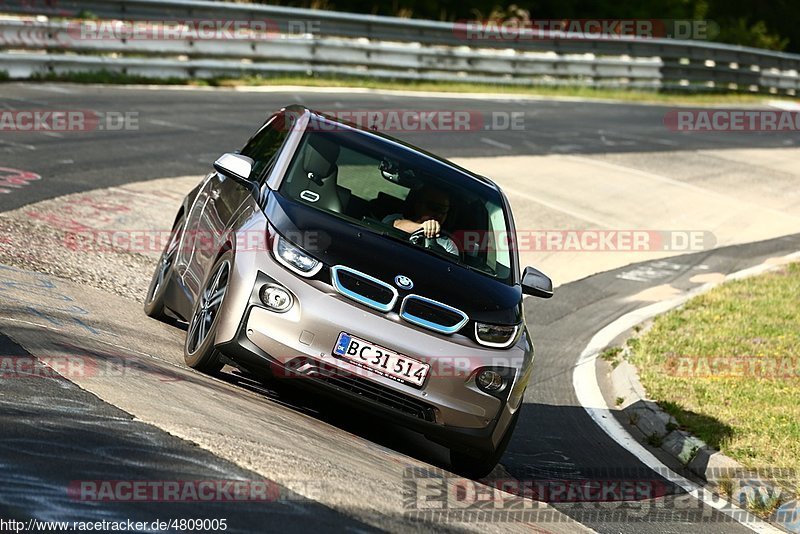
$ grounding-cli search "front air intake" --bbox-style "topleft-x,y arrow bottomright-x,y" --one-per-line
330,265 -> 398,312
400,295 -> 469,335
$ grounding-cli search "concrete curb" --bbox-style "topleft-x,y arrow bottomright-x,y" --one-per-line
610,353 -> 744,479
598,252 -> 800,532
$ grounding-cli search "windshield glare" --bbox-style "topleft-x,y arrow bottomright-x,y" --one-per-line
278,127 -> 514,282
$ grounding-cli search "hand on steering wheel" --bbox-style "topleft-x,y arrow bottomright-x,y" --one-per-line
408,227 -> 434,248
419,219 -> 440,238
408,227 -> 462,259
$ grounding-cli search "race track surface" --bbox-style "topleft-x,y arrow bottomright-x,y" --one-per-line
1,83 -> 798,533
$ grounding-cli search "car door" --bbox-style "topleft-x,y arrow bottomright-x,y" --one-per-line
182,112 -> 291,299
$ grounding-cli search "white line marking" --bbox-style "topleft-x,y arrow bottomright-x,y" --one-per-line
0,140 -> 36,151
768,100 -> 800,111
147,119 -> 200,132
480,137 -> 512,150
598,128 -> 678,147
573,252 -> 800,533
551,144 -> 582,153
27,84 -> 73,94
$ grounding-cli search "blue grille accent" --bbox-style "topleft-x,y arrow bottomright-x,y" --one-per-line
400,295 -> 469,335
330,265 -> 398,312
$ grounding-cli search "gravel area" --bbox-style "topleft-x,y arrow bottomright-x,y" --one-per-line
0,175 -> 200,302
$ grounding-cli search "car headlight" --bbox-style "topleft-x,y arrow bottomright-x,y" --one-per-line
475,322 -> 520,348
272,234 -> 322,277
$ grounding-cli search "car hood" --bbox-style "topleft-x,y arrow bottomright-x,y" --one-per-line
265,192 -> 522,325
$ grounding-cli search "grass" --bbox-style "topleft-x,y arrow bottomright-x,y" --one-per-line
6,70 -> 796,106
600,346 -> 623,369
627,262 -> 800,477
747,493 -> 784,517
646,432 -> 664,447
28,70 -> 195,86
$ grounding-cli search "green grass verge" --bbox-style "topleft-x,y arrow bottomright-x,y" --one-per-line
6,70 -> 795,106
27,70 -> 196,86
627,262 -> 800,476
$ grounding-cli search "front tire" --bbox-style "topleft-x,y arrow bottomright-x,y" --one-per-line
183,250 -> 232,374
449,406 -> 520,479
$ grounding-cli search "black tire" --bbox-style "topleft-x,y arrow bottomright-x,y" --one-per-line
144,214 -> 184,321
449,405 -> 521,479
183,250 -> 232,374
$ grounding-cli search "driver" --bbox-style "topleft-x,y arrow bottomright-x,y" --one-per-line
382,185 -> 459,256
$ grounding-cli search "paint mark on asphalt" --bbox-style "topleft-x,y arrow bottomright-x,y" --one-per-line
0,265 -> 113,337
616,261 -> 684,282
0,168 -> 40,194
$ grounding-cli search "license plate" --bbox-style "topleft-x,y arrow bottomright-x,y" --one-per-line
332,332 -> 430,388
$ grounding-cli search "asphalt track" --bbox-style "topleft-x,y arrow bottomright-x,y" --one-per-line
2,82 -> 800,212
1,83 -> 799,533
0,332 -> 376,532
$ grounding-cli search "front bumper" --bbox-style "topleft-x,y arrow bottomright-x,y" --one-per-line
213,227 -> 533,452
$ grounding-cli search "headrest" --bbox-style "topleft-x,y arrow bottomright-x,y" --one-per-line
303,135 -> 340,180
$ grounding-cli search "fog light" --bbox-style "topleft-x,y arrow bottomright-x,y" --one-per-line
260,284 -> 292,312
476,369 -> 504,392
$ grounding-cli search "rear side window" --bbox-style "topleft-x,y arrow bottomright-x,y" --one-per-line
241,114 -> 289,183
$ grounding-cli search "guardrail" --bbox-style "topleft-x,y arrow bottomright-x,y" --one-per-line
1,0 -> 798,93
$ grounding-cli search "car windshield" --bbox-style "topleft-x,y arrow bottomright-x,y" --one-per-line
278,123 -> 515,283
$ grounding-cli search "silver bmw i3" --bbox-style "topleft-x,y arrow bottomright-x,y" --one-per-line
144,105 -> 553,478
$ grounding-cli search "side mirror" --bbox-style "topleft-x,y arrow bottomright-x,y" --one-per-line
521,266 -> 554,299
214,153 -> 254,184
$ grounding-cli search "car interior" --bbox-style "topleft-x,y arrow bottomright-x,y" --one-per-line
281,133 -> 501,274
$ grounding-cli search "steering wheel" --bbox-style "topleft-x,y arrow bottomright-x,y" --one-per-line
408,228 -> 462,260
